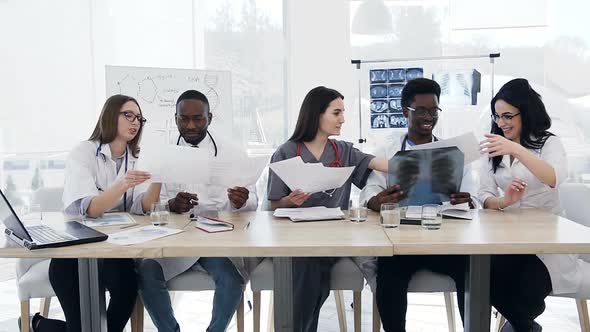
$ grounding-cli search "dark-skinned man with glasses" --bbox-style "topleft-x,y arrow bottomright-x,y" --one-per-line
358,78 -> 481,332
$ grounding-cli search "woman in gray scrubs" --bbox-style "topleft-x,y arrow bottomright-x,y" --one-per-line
267,86 -> 388,332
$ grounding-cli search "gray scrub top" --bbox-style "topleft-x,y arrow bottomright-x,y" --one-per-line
267,139 -> 375,209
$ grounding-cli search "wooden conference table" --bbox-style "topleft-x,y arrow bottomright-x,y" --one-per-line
1,209 -> 590,332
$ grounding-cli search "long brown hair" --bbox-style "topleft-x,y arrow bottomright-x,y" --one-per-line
88,95 -> 144,158
289,86 -> 344,142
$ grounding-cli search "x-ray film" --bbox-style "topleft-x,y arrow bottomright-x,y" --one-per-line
386,147 -> 464,206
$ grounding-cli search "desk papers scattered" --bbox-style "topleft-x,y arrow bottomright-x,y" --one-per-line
405,202 -> 473,220
408,132 -> 480,165
82,213 -> 136,227
269,157 -> 355,193
107,226 -> 183,245
274,207 -> 345,222
137,142 -> 268,187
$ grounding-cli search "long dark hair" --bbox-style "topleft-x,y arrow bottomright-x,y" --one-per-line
490,78 -> 553,172
89,95 -> 144,158
289,86 -> 344,142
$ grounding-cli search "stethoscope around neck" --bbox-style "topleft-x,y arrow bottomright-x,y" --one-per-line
96,142 -> 128,212
177,130 -> 218,157
296,139 -> 343,197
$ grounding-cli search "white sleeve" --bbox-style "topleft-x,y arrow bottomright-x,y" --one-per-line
541,136 -> 568,187
461,159 -> 483,208
478,158 -> 500,207
359,145 -> 389,204
62,142 -> 100,211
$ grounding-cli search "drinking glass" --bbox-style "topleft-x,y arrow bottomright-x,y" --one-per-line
421,204 -> 442,230
380,203 -> 400,228
150,202 -> 170,226
348,199 -> 368,223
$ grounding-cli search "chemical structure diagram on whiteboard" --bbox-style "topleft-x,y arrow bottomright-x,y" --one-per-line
105,65 -> 233,141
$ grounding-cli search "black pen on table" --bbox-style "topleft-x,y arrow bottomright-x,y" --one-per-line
244,221 -> 251,230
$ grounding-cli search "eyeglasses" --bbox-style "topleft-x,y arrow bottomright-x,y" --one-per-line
120,111 -> 147,124
406,106 -> 442,118
491,112 -> 520,123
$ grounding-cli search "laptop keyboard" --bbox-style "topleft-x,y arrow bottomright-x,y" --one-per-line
28,225 -> 77,244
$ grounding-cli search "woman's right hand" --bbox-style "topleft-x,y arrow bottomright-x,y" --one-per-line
503,178 -> 527,207
286,189 -> 311,207
117,170 -> 151,191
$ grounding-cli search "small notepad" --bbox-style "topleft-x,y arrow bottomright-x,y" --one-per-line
195,216 -> 234,233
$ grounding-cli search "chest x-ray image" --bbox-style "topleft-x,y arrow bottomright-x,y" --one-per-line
387,147 -> 464,206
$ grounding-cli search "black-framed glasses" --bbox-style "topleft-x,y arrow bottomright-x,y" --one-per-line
120,111 -> 147,124
491,112 -> 520,123
406,106 -> 442,118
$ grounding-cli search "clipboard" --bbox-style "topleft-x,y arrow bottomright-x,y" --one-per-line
193,215 -> 235,233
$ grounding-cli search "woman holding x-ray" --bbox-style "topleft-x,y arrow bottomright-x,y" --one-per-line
24,95 -> 161,332
267,86 -> 388,332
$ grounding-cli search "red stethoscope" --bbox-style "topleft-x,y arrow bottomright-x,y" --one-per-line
296,139 -> 344,167
296,139 -> 343,197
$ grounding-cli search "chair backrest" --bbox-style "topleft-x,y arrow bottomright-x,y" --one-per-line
559,183 -> 590,228
31,187 -> 64,212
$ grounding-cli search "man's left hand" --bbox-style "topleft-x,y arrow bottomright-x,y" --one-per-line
228,187 -> 250,209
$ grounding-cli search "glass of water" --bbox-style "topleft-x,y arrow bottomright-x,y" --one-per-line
20,204 -> 43,221
348,199 -> 368,223
421,204 -> 442,230
150,202 -> 170,226
380,203 -> 400,228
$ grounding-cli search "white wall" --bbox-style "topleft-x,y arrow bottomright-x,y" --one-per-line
284,0 -> 359,144
0,0 -> 96,153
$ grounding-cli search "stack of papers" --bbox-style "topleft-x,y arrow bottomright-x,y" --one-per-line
404,202 -> 473,220
274,207 -> 345,222
269,157 -> 355,193
107,226 -> 183,245
137,142 -> 268,187
83,213 -> 136,227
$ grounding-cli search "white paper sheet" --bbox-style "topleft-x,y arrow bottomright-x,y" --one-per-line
269,157 -> 355,193
82,213 -> 136,227
407,132 -> 481,165
273,207 -> 345,222
107,226 -> 183,245
136,142 -> 268,187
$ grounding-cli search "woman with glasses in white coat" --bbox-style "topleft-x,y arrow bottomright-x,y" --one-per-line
24,95 -> 161,332
479,78 -> 586,332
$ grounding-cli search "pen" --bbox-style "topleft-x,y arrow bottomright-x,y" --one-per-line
120,223 -> 140,229
244,221 -> 251,230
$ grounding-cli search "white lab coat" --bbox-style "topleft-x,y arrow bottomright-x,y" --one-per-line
138,132 -> 259,282
357,133 -> 482,291
478,135 -> 584,294
63,140 -> 145,216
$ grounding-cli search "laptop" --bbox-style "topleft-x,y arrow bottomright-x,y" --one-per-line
0,189 -> 108,250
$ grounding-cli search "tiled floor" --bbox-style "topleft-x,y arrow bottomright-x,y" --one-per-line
0,276 -> 584,332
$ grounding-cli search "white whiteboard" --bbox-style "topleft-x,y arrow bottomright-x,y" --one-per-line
105,65 -> 232,143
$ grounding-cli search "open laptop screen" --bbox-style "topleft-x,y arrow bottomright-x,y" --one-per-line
0,189 -> 33,242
